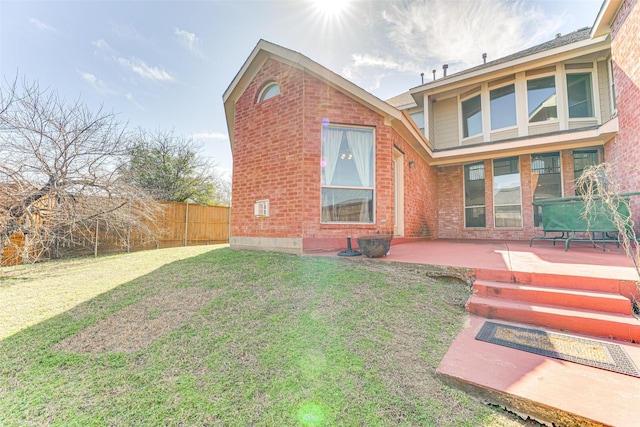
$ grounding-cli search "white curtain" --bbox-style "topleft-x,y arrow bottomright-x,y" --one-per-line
322,128 -> 343,186
345,130 -> 372,187
345,130 -> 373,222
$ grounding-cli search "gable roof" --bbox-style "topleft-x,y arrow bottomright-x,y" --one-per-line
223,39 -> 433,160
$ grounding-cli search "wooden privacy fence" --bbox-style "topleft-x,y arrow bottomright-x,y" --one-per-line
1,202 -> 229,265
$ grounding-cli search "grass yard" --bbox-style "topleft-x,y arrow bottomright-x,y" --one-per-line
0,246 -> 529,426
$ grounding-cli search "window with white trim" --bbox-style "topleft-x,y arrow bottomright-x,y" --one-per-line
532,152 -> 562,227
490,84 -> 517,130
464,162 -> 486,228
410,110 -> 425,135
257,82 -> 280,103
493,157 -> 522,227
608,59 -> 617,113
461,94 -> 482,138
321,125 -> 374,223
527,76 -> 557,122
566,73 -> 594,118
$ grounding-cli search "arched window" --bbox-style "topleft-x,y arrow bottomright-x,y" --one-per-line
257,82 -> 280,103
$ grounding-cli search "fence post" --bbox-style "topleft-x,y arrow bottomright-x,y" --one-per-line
94,219 -> 99,257
184,201 -> 189,247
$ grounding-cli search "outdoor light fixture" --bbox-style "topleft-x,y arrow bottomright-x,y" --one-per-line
408,160 -> 415,168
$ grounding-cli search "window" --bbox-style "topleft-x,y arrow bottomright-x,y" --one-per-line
493,157 -> 522,227
462,94 -> 482,138
410,111 -> 425,135
566,73 -> 594,118
573,149 -> 599,195
257,82 -> 280,102
464,162 -> 486,227
531,153 -> 562,227
321,125 -> 374,223
608,59 -> 617,113
527,76 -> 557,122
490,84 -> 516,130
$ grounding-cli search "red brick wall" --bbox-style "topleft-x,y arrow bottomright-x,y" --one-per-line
437,152 -> 584,241
607,0 -> 640,224
232,59 -> 306,239
232,58 -> 438,252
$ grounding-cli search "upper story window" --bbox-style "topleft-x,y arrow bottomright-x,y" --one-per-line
321,125 -> 374,223
490,84 -> 516,130
410,111 -> 425,135
567,73 -> 594,118
257,82 -> 280,103
462,94 -> 482,138
527,76 -> 557,122
608,59 -> 617,113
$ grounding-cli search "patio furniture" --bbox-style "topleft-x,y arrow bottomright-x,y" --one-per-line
530,194 -> 636,251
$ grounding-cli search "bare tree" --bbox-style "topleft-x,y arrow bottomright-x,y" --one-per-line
0,78 -> 159,263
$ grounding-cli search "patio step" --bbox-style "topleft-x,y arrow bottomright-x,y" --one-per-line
472,280 -> 634,315
467,295 -> 640,342
474,269 -> 633,294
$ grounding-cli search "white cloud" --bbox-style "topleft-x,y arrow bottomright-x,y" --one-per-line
343,0 -> 565,89
91,39 -> 113,53
175,28 -> 202,56
77,70 -> 113,94
125,92 -> 145,110
29,18 -> 56,32
192,132 -> 229,141
117,57 -> 174,82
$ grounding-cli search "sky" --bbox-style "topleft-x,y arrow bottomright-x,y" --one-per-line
0,0 -> 604,180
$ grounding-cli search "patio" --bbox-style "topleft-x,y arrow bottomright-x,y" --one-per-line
321,238 -> 640,426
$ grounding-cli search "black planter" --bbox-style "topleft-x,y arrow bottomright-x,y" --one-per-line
357,235 -> 393,258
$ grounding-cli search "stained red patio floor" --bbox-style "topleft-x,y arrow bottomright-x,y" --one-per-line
319,239 -> 640,426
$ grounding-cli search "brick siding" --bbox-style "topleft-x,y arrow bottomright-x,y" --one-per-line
231,58 -> 438,252
607,0 -> 640,226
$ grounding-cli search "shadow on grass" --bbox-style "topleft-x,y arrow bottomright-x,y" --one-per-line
0,248 -> 529,427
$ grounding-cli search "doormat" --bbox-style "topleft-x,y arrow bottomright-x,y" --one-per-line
476,321 -> 640,377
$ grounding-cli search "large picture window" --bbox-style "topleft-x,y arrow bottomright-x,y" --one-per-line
490,84 -> 516,130
566,73 -> 594,118
464,162 -> 486,227
527,76 -> 557,122
462,94 -> 482,138
321,126 -> 374,223
493,157 -> 522,227
531,152 -> 562,227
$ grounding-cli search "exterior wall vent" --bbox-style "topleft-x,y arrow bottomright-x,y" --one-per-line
254,199 -> 269,217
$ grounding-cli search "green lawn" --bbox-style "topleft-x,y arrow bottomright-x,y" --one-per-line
0,247 -> 528,426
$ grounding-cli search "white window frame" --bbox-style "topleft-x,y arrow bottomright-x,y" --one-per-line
608,57 -> 617,115
493,157 -> 523,228
254,199 -> 269,217
257,82 -> 280,103
459,92 -> 483,141
489,82 -> 518,132
525,73 -> 560,126
320,124 -> 376,224
463,162 -> 486,228
565,68 -> 597,122
531,152 -> 563,228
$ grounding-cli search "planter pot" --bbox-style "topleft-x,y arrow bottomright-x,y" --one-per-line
357,235 -> 393,258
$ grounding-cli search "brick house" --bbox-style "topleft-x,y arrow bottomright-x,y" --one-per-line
223,0 -> 638,254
